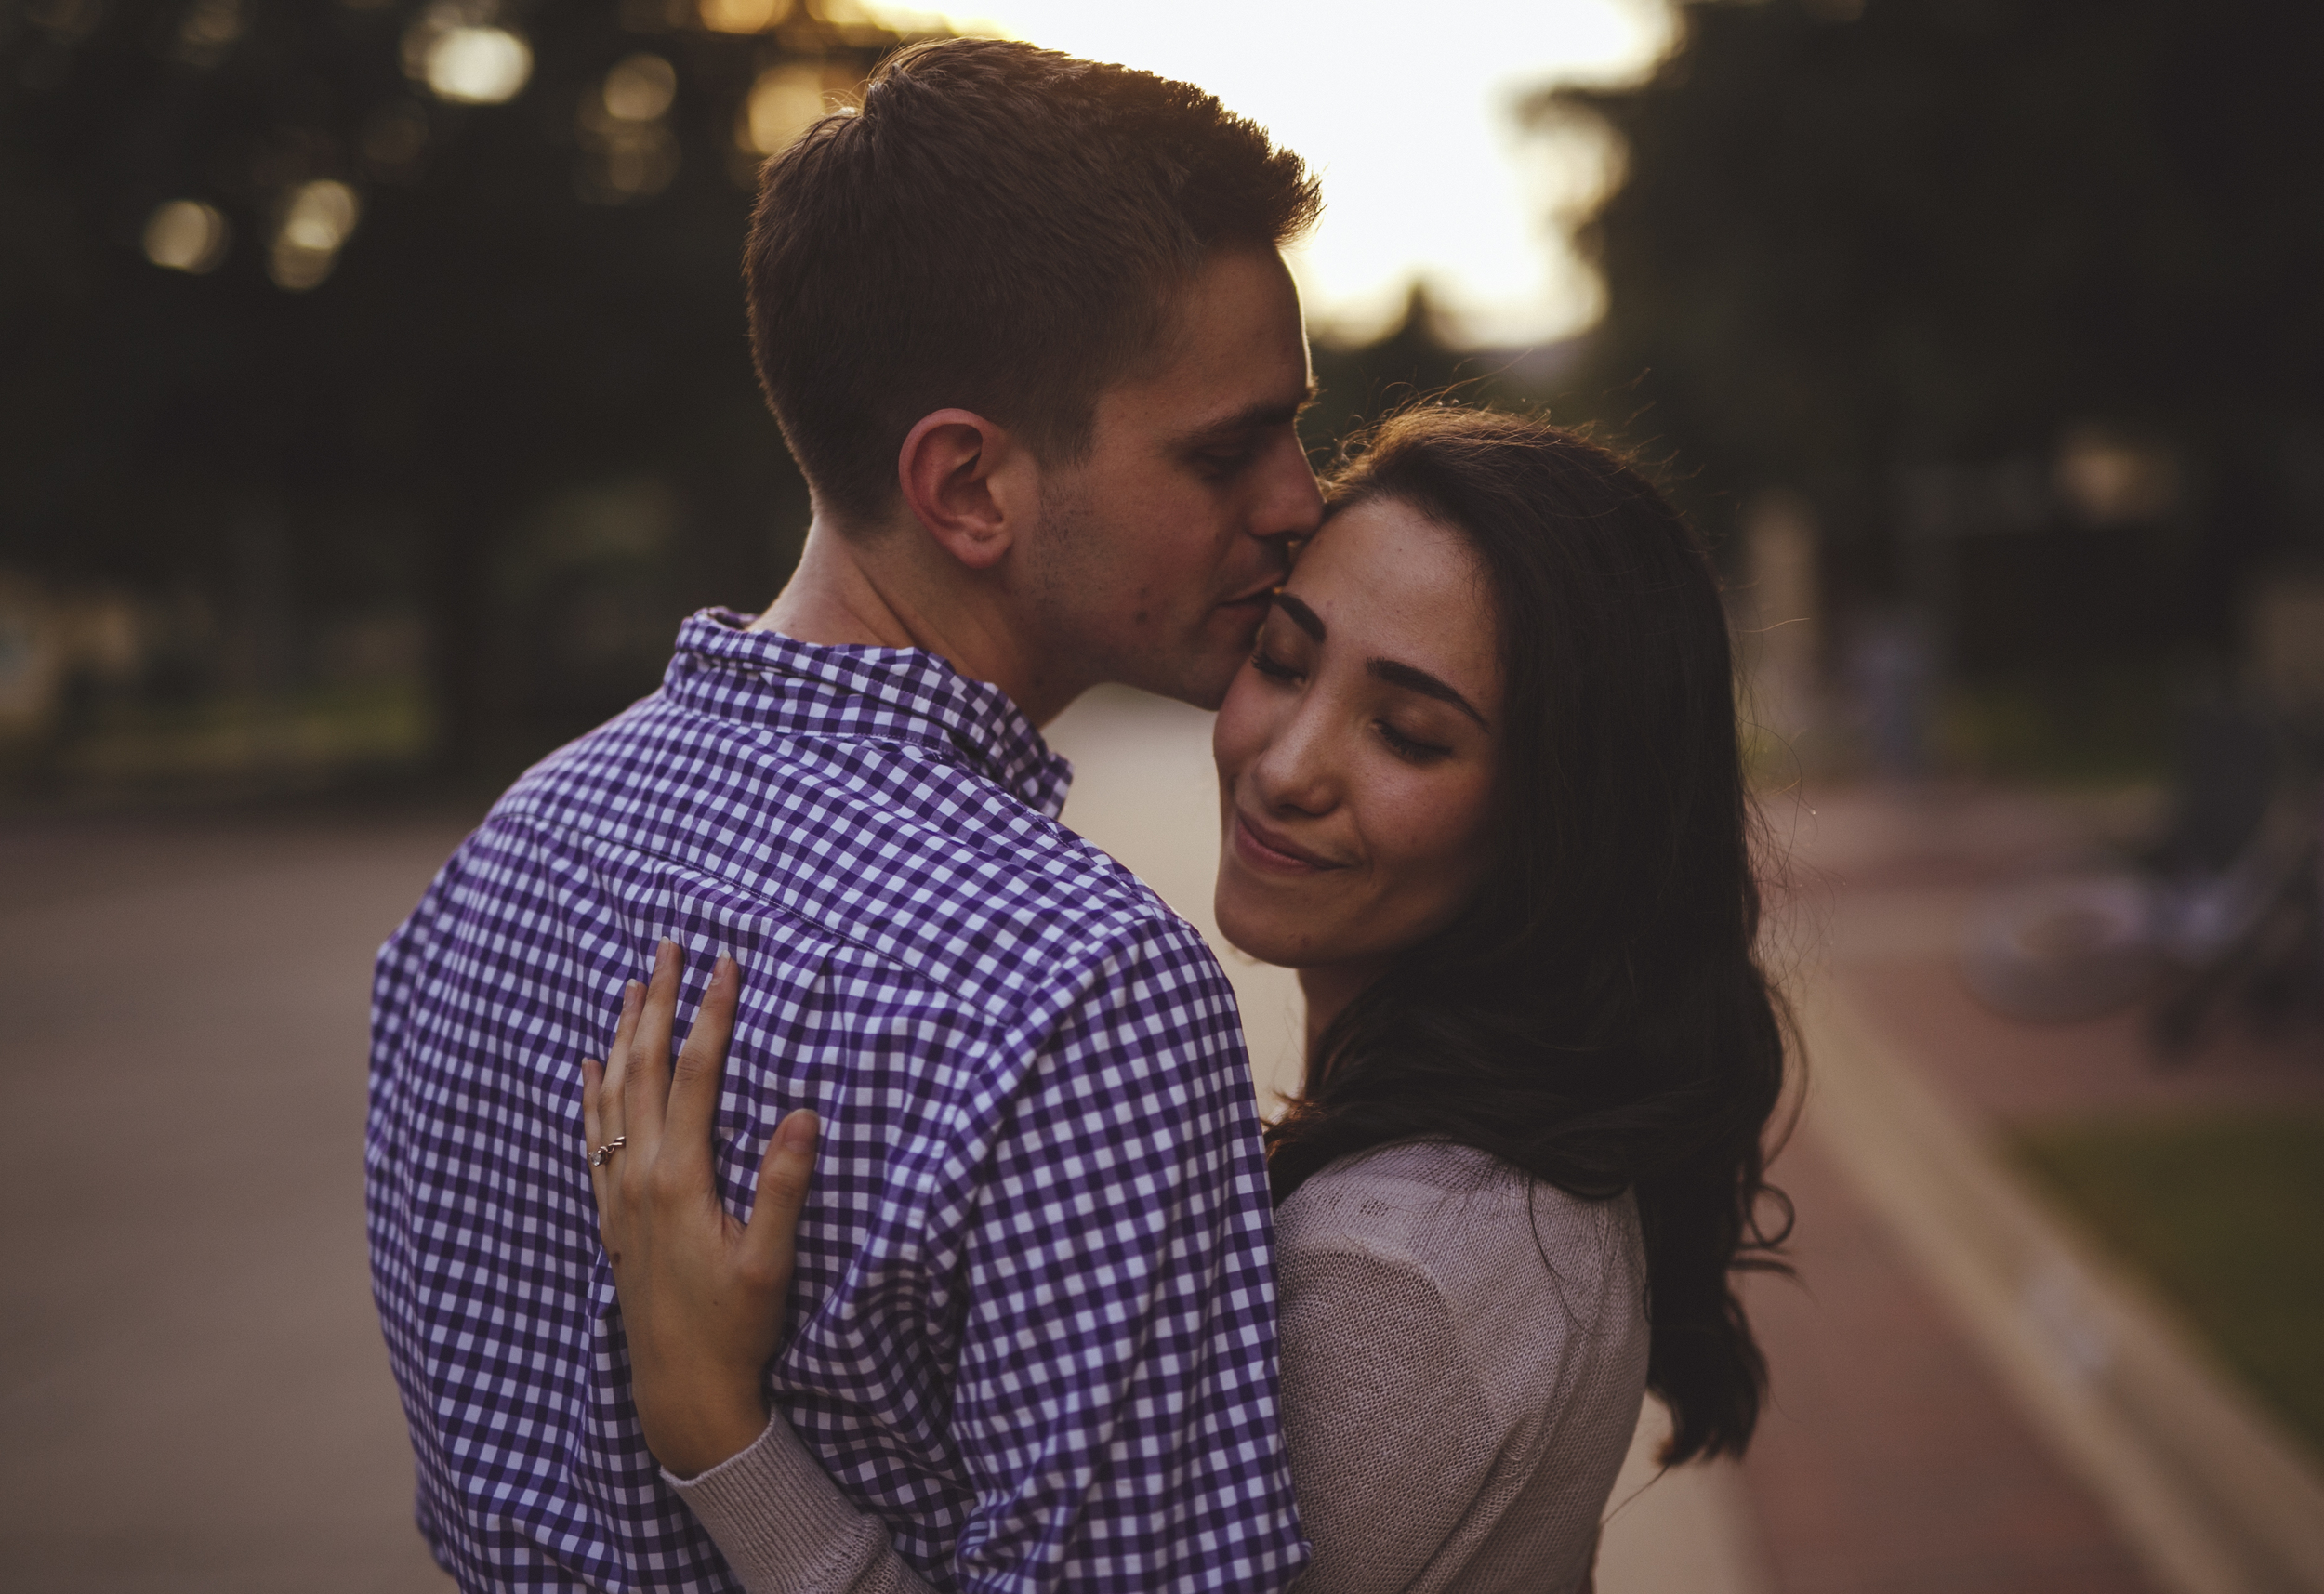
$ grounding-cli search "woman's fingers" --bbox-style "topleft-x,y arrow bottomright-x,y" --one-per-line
622,940 -> 683,1166
581,1057 -> 614,1231
662,955 -> 742,1188
595,979 -> 643,1149
741,1109 -> 820,1294
583,1055 -> 602,1150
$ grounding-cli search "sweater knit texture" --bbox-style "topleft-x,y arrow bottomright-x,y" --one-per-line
673,1140 -> 1650,1594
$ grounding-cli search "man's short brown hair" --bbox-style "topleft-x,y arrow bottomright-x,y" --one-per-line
744,38 -> 1320,529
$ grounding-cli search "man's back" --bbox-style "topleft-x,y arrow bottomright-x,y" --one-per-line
367,613 -> 1305,1594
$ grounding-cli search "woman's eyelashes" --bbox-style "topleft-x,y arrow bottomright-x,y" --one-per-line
1375,719 -> 1452,763
1249,644 -> 1302,683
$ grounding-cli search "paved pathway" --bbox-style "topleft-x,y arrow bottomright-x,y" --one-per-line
1739,1137 -> 2157,1594
0,806 -> 473,1592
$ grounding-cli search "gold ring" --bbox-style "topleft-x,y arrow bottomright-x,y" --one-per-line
588,1136 -> 627,1167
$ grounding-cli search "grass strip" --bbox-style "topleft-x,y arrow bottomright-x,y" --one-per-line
2012,1110 -> 2324,1462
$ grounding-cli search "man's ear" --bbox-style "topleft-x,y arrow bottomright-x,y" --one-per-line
897,409 -> 1034,573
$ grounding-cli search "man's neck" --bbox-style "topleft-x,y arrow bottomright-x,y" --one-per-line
751,520 -> 1087,726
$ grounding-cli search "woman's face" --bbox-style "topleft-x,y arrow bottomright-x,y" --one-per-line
1211,497 -> 1503,971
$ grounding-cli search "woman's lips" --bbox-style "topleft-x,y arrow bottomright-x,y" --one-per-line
1231,810 -> 1345,874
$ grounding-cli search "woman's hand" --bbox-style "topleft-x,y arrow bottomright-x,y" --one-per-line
583,940 -> 821,1479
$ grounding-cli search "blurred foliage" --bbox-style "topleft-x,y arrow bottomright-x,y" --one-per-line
1301,286 -> 1583,477
1,0 -> 931,774
1934,668 -> 2181,786
1539,0 -> 2324,680
2014,1112 -> 2324,1460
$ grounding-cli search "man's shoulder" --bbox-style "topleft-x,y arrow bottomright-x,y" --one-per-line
456,692 -> 1222,1021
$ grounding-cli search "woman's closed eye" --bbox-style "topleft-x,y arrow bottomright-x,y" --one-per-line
1249,645 -> 1302,683
1376,718 -> 1452,763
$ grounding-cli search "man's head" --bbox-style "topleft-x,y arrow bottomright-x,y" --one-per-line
745,39 -> 1325,709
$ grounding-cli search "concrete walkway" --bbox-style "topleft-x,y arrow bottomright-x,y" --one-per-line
0,809 -> 471,1592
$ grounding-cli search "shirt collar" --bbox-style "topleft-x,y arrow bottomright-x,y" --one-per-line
660,610 -> 1074,819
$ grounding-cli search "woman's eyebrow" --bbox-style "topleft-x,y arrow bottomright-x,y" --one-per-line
1368,658 -> 1487,727
1272,591 -> 1327,641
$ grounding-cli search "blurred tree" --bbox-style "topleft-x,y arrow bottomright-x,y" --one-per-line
1301,284 -> 1578,468
1303,286 -> 1473,459
1,0 -> 934,771
1538,0 -> 2324,680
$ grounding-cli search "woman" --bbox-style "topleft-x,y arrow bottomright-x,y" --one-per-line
585,406 -> 1791,1593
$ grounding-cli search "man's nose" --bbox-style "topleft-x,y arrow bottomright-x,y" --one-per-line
1249,435 -> 1324,544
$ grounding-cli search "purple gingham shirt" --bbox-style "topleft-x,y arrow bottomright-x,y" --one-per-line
366,612 -> 1307,1594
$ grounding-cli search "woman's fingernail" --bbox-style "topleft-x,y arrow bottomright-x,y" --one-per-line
779,1110 -> 820,1149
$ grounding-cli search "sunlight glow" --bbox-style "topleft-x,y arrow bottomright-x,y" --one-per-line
863,0 -> 1673,347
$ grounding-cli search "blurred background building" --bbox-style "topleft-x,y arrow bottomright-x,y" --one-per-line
4,3 -> 2322,1592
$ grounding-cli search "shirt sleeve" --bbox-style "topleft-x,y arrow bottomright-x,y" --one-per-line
945,916 -> 1308,1594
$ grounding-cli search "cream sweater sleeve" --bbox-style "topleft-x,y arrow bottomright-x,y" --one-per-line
1271,1238 -> 1499,1593
666,1414 -> 935,1594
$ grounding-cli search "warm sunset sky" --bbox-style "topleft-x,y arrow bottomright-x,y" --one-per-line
864,0 -> 1676,349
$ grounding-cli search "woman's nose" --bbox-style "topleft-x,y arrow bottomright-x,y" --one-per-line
1248,701 -> 1340,818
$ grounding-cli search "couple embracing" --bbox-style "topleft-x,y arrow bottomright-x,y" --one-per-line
366,35 -> 1789,1594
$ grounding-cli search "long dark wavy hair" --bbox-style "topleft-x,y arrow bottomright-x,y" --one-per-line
1264,405 -> 1792,1465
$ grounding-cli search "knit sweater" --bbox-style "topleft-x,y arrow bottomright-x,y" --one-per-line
670,1140 -> 1650,1594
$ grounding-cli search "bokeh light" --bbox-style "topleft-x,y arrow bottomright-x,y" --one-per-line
743,63 -> 834,156
422,26 -> 534,105
578,53 -> 682,202
141,200 -> 231,274
603,54 -> 678,122
174,0 -> 247,66
701,0 -> 792,33
269,180 -> 362,292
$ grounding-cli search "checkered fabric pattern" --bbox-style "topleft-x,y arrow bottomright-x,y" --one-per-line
366,612 -> 1307,1594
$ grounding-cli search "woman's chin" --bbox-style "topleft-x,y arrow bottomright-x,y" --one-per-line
1212,894 -> 1314,971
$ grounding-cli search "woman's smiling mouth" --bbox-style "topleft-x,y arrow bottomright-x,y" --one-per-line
1231,810 -> 1346,874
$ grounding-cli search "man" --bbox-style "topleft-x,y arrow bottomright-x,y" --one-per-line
365,37 -> 1325,1594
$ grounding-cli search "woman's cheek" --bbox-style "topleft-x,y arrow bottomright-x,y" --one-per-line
1380,767 -> 1497,901
1210,670 -> 1271,776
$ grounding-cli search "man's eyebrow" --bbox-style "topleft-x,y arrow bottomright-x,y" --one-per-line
1271,590 -> 1326,640
1368,658 -> 1487,727
1170,381 -> 1321,450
